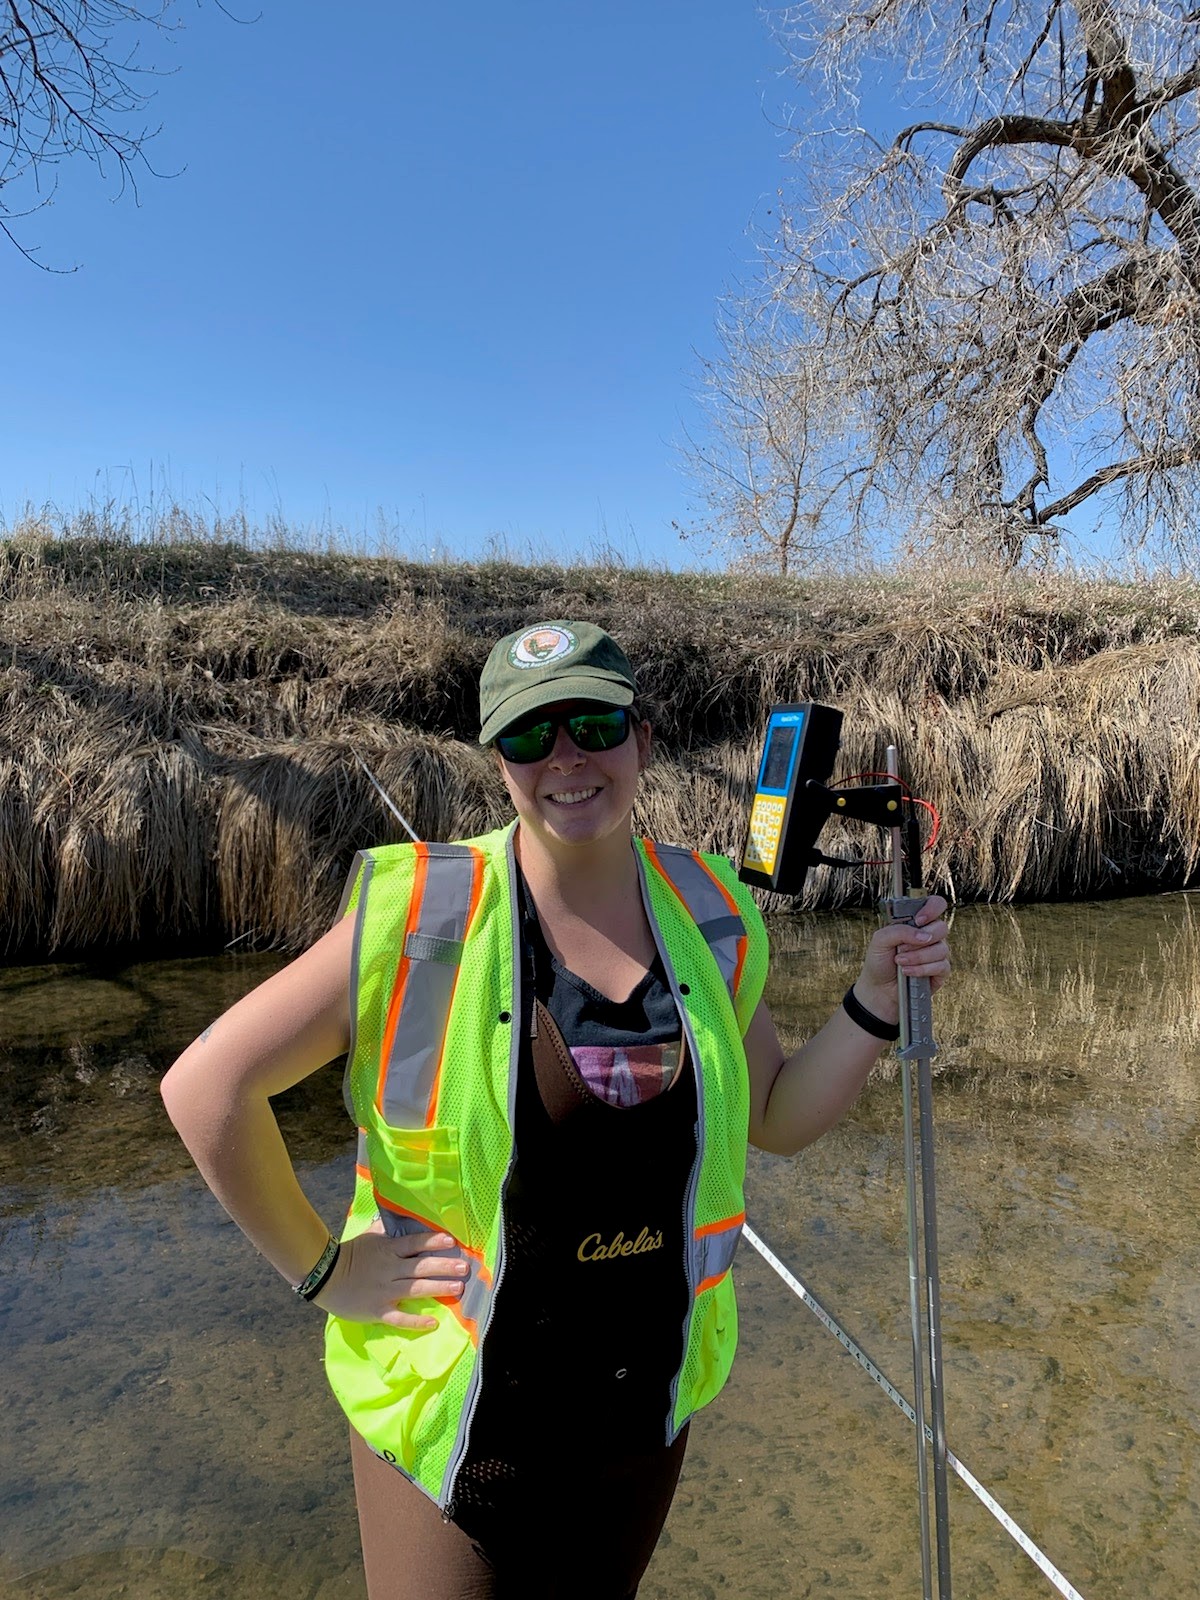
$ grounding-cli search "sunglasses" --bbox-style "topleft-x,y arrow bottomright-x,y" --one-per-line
495,706 -> 633,764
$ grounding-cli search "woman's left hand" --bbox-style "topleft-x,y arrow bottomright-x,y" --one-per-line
852,895 -> 952,1022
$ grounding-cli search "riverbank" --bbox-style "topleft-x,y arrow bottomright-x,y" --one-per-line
3,527 -> 1199,959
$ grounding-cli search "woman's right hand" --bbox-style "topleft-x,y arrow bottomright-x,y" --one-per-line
313,1220 -> 468,1329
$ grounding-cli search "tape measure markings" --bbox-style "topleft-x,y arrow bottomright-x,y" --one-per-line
742,1224 -> 1087,1600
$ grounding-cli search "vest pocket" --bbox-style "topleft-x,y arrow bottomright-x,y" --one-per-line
325,1309 -> 475,1480
327,1120 -> 477,1481
366,1121 -> 472,1249
689,1271 -> 739,1413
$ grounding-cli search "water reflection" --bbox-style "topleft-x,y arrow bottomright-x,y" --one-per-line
2,900 -> 1199,1598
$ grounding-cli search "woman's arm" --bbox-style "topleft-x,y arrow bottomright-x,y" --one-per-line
745,899 -> 951,1156
160,915 -> 466,1328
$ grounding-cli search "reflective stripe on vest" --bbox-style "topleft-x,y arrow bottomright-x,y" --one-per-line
375,842 -> 484,1128
367,842 -> 494,1350
640,840 -> 748,1008
695,1209 -> 747,1293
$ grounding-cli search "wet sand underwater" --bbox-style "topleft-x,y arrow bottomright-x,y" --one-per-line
3,897 -> 1198,1598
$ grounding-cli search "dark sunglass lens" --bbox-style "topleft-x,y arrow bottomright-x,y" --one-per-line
497,719 -> 556,762
567,710 -> 629,751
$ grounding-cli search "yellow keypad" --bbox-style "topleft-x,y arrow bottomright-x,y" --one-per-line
743,793 -> 786,874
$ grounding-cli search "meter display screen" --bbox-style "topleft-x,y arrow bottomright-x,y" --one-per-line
760,720 -> 799,793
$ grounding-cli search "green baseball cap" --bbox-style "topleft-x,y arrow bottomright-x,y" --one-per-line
479,620 -> 638,745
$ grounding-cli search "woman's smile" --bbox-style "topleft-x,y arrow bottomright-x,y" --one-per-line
545,785 -> 600,806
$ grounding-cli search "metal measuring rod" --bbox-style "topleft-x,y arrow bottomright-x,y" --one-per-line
885,745 -> 951,1600
738,708 -> 952,1600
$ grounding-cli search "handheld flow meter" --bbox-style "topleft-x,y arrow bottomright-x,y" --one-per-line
738,702 -> 844,896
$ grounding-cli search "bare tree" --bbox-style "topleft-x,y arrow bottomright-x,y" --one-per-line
689,1 -> 1200,571
0,1 -> 191,263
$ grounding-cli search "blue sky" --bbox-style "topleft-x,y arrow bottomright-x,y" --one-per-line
2,2 -> 800,568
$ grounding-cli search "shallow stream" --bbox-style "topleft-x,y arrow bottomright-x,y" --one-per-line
2,897 -> 1198,1598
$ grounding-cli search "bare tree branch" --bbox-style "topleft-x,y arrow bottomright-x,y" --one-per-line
944,113 -> 1077,205
0,1 -> 195,261
1140,62 -> 1200,114
687,1 -> 1200,571
1036,444 -> 1197,521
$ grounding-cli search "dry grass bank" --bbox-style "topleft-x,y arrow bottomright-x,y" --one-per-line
3,525 -> 1200,959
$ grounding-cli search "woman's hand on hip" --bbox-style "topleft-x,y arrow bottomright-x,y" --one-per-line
313,1219 -> 468,1329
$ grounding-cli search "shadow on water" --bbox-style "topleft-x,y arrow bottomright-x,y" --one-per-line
2,899 -> 1199,1597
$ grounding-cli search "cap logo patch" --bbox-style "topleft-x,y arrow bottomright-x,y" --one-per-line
509,626 -> 578,669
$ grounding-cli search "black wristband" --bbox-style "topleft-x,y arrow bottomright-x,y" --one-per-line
842,985 -> 901,1042
293,1234 -> 340,1301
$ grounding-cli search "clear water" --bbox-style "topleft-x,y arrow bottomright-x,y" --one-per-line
2,898 -> 1198,1599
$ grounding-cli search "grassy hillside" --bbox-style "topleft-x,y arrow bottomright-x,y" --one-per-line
3,527 -> 1199,960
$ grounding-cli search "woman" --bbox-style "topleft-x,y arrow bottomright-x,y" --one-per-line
161,618 -> 951,1600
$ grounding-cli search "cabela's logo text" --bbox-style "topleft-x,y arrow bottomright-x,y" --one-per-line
577,1226 -> 663,1263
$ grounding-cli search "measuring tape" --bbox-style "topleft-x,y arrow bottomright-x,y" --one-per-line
743,1225 -> 1087,1600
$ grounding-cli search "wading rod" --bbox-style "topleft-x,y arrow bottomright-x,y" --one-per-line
896,930 -> 933,1600
887,744 -> 951,1600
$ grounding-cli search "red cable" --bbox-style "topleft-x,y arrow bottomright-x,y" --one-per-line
912,797 -> 941,851
826,773 -> 942,855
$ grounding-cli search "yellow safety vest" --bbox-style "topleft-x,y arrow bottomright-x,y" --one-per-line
323,822 -> 768,1507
